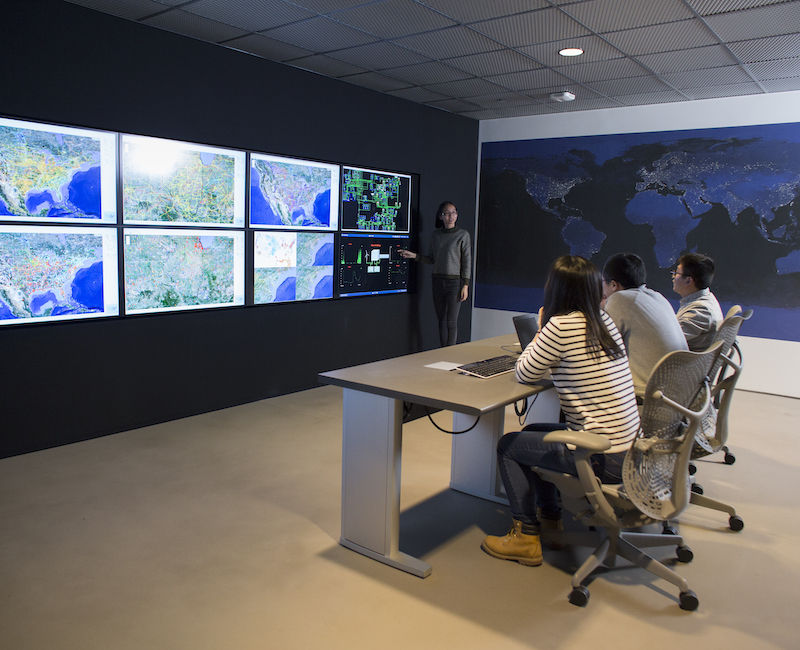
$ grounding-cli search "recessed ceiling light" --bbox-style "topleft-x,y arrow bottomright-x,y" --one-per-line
559,48 -> 584,57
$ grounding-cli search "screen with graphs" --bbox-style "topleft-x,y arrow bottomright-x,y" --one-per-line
338,233 -> 410,297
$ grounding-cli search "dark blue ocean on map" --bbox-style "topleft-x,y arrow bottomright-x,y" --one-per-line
72,261 -> 104,310
314,243 -> 334,266
275,277 -> 296,302
314,276 -> 333,299
30,291 -> 58,314
0,199 -> 13,216
0,300 -> 19,320
23,165 -> 101,219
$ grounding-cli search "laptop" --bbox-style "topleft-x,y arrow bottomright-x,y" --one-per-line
513,312 -> 539,350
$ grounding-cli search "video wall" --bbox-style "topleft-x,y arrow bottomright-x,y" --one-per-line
0,116 -> 415,326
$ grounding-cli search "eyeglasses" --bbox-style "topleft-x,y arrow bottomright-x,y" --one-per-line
440,210 -> 458,216
670,270 -> 689,278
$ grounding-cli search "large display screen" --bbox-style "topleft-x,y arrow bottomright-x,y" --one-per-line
122,135 -> 246,227
124,228 -> 244,314
254,231 -> 334,304
0,117 -> 117,223
341,166 -> 411,233
250,153 -> 339,230
338,232 -> 410,297
0,225 -> 119,325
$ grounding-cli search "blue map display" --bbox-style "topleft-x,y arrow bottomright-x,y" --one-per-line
477,122 -> 800,342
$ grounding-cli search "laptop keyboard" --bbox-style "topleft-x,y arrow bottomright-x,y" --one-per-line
456,355 -> 518,379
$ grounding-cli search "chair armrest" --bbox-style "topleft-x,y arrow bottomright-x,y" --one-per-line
542,430 -> 612,453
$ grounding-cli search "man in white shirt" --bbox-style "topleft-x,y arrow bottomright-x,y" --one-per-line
602,253 -> 688,397
672,253 -> 724,351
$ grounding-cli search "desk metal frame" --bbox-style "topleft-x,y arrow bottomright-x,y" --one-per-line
319,335 -> 548,577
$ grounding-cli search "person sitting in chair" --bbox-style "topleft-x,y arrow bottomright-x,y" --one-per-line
481,256 -> 640,566
602,253 -> 688,397
672,253 -> 723,352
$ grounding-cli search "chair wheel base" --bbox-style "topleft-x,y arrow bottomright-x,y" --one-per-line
569,586 -> 590,607
676,545 -> 694,563
691,483 -> 704,495
729,515 -> 744,532
679,590 -> 699,611
724,452 -> 736,465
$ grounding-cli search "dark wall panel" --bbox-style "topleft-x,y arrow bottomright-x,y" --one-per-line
0,0 -> 478,457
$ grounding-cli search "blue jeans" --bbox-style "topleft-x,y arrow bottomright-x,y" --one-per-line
432,276 -> 462,347
497,424 -> 627,531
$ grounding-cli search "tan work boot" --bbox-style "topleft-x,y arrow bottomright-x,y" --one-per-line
481,519 -> 543,566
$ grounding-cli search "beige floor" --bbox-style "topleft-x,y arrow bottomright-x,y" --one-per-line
1,386 -> 798,650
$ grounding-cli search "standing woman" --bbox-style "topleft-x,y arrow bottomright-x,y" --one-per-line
482,255 -> 640,567
399,201 -> 472,346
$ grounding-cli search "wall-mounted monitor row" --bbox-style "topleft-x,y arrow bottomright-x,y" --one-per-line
0,116 -> 416,326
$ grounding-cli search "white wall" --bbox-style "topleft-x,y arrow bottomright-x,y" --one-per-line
474,91 -> 800,399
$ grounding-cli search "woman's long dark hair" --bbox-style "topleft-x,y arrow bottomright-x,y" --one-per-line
541,255 -> 623,359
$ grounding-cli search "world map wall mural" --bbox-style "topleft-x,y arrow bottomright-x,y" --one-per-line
477,122 -> 800,342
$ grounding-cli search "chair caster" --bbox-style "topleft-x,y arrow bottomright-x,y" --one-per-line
676,545 -> 694,563
724,452 -> 736,465
569,585 -> 590,607
688,462 -> 697,475
691,483 -> 704,495
662,524 -> 678,535
679,590 -> 699,611
729,515 -> 744,532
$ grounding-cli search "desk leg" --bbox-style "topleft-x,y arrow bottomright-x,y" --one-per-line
339,388 -> 432,578
449,408 -> 508,504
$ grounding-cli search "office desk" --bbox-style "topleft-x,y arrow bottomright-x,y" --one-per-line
319,335 -> 550,578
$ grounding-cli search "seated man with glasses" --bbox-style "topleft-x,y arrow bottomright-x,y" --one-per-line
672,253 -> 724,351
602,253 -> 687,397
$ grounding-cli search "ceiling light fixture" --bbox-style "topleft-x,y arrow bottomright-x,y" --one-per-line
550,91 -> 576,102
559,47 -> 584,57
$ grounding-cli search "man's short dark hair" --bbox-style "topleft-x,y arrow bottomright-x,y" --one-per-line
678,253 -> 715,289
603,253 -> 646,289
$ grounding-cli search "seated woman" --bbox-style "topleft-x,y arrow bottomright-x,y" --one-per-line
482,255 -> 641,566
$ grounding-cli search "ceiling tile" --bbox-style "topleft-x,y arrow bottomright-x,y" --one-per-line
747,58 -> 800,81
727,33 -> 800,63
384,61 -> 473,85
339,71 -> 413,92
417,0 -> 550,24
444,49 -> 541,77
327,41 -> 429,70
385,86 -> 450,103
759,77 -> 800,92
287,54 -> 368,77
183,0 -> 314,32
704,3 -> 800,41
635,45 -> 738,73
555,57 -> 651,83
64,0 -> 167,19
392,25 -> 503,59
225,33 -> 315,60
564,0 -> 695,33
143,9 -> 250,42
585,74 -> 675,96
264,16 -> 378,52
616,90 -> 692,106
689,0 -> 792,17
423,77 -> 509,98
288,0 -> 372,13
332,0 -> 456,39
662,65 -> 754,89
463,91 -> 544,108
472,7 -> 591,48
603,20 -> 718,56
683,81 -> 764,98
425,98 -> 483,112
485,67 -> 578,92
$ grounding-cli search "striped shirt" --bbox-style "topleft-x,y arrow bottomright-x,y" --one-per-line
515,311 -> 640,453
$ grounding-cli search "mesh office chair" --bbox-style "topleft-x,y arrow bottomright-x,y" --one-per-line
679,305 -> 753,532
534,343 -> 721,611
